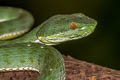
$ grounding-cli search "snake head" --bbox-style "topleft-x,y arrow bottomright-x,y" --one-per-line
37,13 -> 97,45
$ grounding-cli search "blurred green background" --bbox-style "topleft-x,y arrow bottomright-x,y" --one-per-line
0,0 -> 120,70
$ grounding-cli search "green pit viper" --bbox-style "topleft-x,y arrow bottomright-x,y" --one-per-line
0,6 -> 97,80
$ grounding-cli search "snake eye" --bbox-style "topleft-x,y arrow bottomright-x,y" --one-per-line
70,22 -> 77,30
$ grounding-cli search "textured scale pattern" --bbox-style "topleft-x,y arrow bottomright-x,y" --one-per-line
0,43 -> 65,80
0,6 -> 97,80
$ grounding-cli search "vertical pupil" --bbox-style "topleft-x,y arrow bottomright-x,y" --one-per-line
70,23 -> 77,30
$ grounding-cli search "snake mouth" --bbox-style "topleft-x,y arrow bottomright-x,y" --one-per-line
38,27 -> 93,45
38,34 -> 88,45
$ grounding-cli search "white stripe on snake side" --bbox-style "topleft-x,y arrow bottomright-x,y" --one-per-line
0,29 -> 29,39
0,67 -> 40,73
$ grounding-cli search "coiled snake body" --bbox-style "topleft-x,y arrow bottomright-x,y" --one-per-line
0,7 -> 97,80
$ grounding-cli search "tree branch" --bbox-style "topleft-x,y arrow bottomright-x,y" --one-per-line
64,56 -> 120,80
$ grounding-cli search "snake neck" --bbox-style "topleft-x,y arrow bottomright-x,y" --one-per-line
18,26 -> 40,43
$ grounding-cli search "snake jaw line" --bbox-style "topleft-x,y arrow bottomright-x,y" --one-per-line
33,39 -> 40,43
38,29 -> 90,45
32,39 -> 44,45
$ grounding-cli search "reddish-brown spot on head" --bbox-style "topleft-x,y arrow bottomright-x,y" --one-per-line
70,22 -> 77,30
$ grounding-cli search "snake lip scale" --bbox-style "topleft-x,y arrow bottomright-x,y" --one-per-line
0,6 -> 97,80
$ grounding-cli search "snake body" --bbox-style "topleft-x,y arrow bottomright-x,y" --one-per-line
0,7 -> 97,80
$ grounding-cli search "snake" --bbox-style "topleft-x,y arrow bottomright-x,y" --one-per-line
0,6 -> 97,80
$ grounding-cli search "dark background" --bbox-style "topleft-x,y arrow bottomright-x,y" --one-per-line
0,0 -> 120,70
